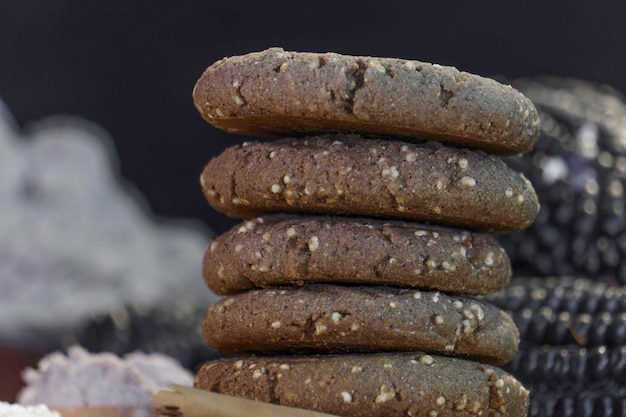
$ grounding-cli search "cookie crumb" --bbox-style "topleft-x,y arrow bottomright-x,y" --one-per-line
459,176 -> 477,187
375,384 -> 396,403
420,355 -> 435,365
308,236 -> 320,252
315,323 -> 328,335
455,394 -> 468,410
341,391 -> 353,403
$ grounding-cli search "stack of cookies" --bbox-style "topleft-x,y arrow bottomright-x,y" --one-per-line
192,48 -> 540,417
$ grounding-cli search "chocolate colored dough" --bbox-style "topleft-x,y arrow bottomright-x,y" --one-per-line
200,135 -> 539,232
203,284 -> 519,366
195,352 -> 529,417
204,214 -> 511,295
193,48 -> 539,155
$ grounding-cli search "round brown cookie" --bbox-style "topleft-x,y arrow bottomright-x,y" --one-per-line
203,284 -> 519,366
200,135 -> 539,232
195,352 -> 530,417
204,214 -> 511,295
193,48 -> 539,155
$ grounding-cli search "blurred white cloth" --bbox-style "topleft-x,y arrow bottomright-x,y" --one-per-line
0,99 -> 215,348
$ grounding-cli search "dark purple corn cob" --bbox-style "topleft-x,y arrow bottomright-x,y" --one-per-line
486,276 -> 626,315
501,78 -> 626,286
484,275 -> 626,416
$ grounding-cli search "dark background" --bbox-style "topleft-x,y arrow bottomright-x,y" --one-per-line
1,1 -> 625,235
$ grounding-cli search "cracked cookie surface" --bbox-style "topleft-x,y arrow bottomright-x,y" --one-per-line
203,214 -> 511,295
195,352 -> 529,417
200,135 -> 539,232
193,48 -> 539,155
202,284 -> 519,366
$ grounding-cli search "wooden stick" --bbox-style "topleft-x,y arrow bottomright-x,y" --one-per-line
152,385 -> 339,417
